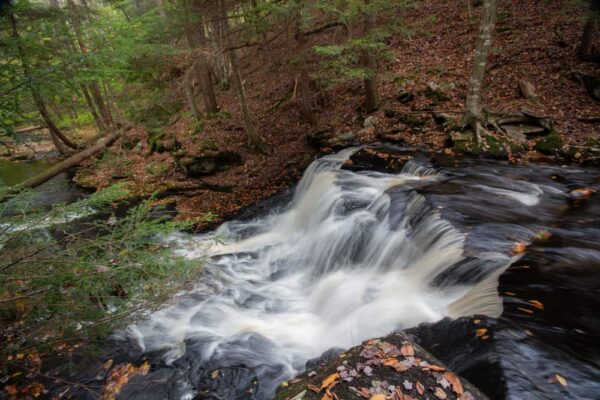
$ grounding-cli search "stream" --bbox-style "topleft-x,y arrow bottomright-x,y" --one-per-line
92,146 -> 599,400
5,148 -> 598,399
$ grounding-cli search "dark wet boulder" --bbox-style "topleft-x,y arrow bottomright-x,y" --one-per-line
396,91 -> 415,104
305,347 -> 345,370
583,76 -> 600,101
342,146 -> 415,173
274,331 -> 488,400
176,151 -> 242,177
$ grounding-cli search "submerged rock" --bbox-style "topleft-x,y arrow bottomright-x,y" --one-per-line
274,331 -> 488,400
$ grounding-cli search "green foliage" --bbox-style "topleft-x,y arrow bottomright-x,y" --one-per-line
0,184 -> 200,355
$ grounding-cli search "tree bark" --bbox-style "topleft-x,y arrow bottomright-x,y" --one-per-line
184,67 -> 202,121
218,0 -> 266,151
80,83 -> 105,131
464,0 -> 498,123
294,8 -> 317,125
362,0 -> 380,113
66,0 -> 114,129
17,131 -> 122,190
8,10 -> 78,152
580,14 -> 596,58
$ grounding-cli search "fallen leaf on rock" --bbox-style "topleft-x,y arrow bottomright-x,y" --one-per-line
211,370 -> 219,379
321,373 -> 340,390
555,374 -> 567,387
102,361 -> 150,400
384,358 -> 399,366
517,307 -> 534,314
434,387 -> 447,399
444,372 -> 464,395
424,364 -> 445,372
437,377 -> 451,389
416,381 -> 425,395
290,390 -> 307,400
364,366 -> 373,376
307,384 -> 321,393
401,344 -> 414,357
529,300 -> 544,310
370,394 -> 386,400
461,391 -> 475,400
22,384 -> 43,398
322,391 -> 333,400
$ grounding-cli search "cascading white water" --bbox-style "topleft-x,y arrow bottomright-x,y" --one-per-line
124,148 -> 516,398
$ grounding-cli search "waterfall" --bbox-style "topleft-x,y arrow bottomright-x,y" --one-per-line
123,148 -> 516,398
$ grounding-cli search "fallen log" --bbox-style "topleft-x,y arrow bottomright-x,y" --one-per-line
15,125 -> 45,134
16,127 -> 127,191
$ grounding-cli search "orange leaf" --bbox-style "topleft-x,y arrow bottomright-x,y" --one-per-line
424,364 -> 445,372
529,300 -> 544,310
517,307 -> 534,314
369,394 -> 386,400
416,381 -> 425,395
383,358 -> 399,366
401,344 -> 414,357
307,384 -> 321,393
444,372 -> 464,395
476,328 -> 488,337
512,242 -> 527,255
322,391 -> 333,400
320,373 -> 340,390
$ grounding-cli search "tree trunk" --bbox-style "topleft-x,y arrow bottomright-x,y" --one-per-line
66,0 -> 113,129
294,9 -> 317,125
580,14 -> 596,58
464,0 -> 498,123
184,6 -> 218,114
218,0 -> 266,151
17,131 -> 122,190
8,10 -> 78,152
362,0 -> 380,113
184,67 -> 202,121
156,0 -> 167,18
80,83 -> 105,131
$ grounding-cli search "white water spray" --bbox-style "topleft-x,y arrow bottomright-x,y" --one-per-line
124,148 -> 515,396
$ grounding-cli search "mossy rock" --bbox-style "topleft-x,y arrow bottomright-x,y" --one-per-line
148,130 -> 181,154
274,331 -> 488,400
176,151 -> 242,177
398,114 -> 426,128
534,131 -> 563,155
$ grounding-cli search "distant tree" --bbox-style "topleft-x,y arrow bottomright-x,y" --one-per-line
580,0 -> 599,58
362,0 -> 380,113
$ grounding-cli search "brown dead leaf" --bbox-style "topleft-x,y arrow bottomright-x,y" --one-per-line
416,381 -> 425,395
211,370 -> 219,379
22,383 -> 43,398
517,307 -> 534,314
322,391 -> 333,400
401,344 -> 414,357
320,373 -> 340,390
529,300 -> 544,310
434,387 -> 447,399
444,372 -> 464,395
555,374 -> 567,387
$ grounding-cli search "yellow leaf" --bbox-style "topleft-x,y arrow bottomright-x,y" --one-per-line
529,300 -> 544,310
555,374 -> 567,387
475,328 -> 487,337
322,392 -> 333,400
320,373 -> 339,389
211,370 -> 219,379
369,395 -> 386,400
281,381 -> 289,387
512,242 -> 527,255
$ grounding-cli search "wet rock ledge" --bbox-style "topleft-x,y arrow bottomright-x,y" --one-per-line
274,331 -> 487,400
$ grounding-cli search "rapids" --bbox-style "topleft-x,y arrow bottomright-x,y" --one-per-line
110,147 -> 599,400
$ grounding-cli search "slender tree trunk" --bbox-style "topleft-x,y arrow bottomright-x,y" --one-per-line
66,0 -> 113,129
219,0 -> 266,151
362,0 -> 380,113
464,0 -> 498,123
293,5 -> 317,125
8,11 -> 78,153
80,83 -> 105,131
580,14 -> 596,58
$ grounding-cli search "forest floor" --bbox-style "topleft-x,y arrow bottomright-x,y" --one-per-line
10,0 -> 600,226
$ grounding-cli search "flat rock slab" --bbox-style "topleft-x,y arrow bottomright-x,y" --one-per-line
274,331 -> 487,400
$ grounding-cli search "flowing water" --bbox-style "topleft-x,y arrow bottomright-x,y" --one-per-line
109,147 -> 600,400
